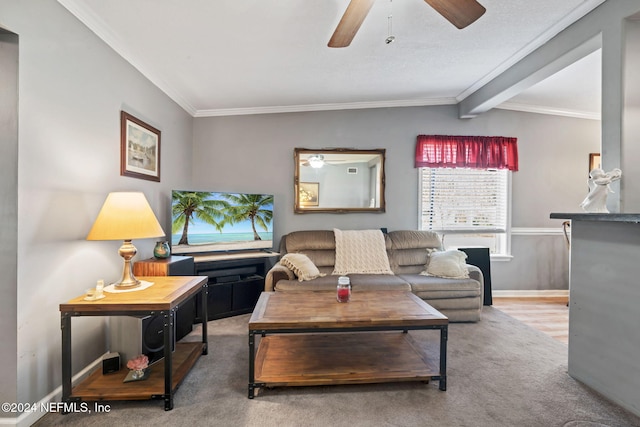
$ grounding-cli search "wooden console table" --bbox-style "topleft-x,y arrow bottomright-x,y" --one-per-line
59,275 -> 208,411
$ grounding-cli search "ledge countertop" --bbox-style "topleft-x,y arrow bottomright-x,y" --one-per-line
550,213 -> 640,223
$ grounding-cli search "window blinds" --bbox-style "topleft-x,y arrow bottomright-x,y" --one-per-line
420,168 -> 508,233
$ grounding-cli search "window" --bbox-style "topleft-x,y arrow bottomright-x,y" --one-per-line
419,167 -> 511,255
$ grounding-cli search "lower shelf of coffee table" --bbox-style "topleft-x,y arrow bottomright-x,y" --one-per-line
71,342 -> 204,401
254,332 -> 439,387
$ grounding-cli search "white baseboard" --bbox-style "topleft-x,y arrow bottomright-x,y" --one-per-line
8,354 -> 106,427
492,289 -> 569,298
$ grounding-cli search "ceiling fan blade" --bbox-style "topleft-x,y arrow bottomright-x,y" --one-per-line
423,0 -> 486,29
328,0 -> 376,48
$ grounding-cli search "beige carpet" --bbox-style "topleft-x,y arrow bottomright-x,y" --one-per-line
36,307 -> 640,427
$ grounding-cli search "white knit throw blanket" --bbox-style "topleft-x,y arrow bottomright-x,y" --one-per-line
332,229 -> 393,275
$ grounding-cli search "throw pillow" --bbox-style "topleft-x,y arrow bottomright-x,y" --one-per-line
332,228 -> 394,275
421,249 -> 469,279
280,253 -> 325,282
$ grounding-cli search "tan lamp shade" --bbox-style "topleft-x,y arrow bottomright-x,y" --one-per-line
87,192 -> 165,288
87,192 -> 165,241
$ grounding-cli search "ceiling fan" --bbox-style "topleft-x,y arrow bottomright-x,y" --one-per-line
328,0 -> 486,48
301,154 -> 352,168
302,154 -> 327,168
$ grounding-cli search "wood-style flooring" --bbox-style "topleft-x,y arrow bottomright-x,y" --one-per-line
492,297 -> 569,344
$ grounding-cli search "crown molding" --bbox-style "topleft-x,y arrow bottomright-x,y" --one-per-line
456,0 -> 606,103
496,102 -> 600,120
57,0 -> 456,118
57,0 -> 198,116
194,97 -> 457,117
58,0 -> 605,119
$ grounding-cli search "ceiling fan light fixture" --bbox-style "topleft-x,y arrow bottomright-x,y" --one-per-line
308,155 -> 325,168
385,0 -> 395,44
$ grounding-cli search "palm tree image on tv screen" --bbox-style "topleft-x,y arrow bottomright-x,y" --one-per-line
171,190 -> 274,254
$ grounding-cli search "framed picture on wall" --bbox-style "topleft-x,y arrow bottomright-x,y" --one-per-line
299,182 -> 319,207
589,153 -> 601,172
120,111 -> 161,182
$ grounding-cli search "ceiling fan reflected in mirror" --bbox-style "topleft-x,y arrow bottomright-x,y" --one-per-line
328,0 -> 486,48
304,154 -> 326,168
301,154 -> 353,168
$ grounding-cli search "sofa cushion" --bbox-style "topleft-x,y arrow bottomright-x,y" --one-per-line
388,230 -> 442,250
387,230 -> 443,274
332,229 -> 393,275
291,250 -> 336,268
401,273 -> 481,294
274,274 -> 412,292
422,249 -> 469,279
283,231 -> 337,268
280,253 -> 325,282
285,230 -> 336,252
347,274 -> 412,291
274,275 -> 340,292
389,248 -> 430,273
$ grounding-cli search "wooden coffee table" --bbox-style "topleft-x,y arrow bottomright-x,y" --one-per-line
247,290 -> 448,398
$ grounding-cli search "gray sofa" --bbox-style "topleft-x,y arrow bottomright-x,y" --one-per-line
265,230 -> 484,322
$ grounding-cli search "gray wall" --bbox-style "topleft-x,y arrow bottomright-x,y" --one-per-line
0,0 -> 194,418
622,18 -> 640,210
493,233 -> 570,291
193,106 -> 600,291
0,28 -> 19,413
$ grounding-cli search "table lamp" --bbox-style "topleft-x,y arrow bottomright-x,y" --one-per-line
87,192 -> 165,288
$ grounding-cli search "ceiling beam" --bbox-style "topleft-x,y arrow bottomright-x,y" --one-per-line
458,32 -> 602,119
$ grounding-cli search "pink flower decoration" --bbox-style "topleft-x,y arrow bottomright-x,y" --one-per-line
126,354 -> 149,371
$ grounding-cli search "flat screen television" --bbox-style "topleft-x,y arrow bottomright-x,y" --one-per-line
170,190 -> 274,255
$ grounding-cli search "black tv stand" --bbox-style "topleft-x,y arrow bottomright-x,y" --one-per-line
193,252 -> 279,321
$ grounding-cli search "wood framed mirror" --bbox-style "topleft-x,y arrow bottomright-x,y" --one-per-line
294,148 -> 386,213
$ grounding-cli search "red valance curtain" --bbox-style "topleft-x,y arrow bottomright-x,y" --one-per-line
415,135 -> 519,171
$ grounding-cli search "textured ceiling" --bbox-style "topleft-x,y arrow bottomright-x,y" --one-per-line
58,0 -> 603,118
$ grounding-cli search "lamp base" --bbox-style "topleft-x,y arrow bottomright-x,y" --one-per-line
114,278 -> 141,288
116,240 -> 141,289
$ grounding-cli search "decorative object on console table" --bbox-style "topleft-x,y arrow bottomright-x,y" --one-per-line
153,240 -> 171,258
458,247 -> 492,306
86,192 -> 166,288
124,354 -> 150,382
102,352 -> 120,375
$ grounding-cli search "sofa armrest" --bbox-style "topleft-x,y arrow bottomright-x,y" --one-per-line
264,263 -> 296,291
466,264 -> 484,303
